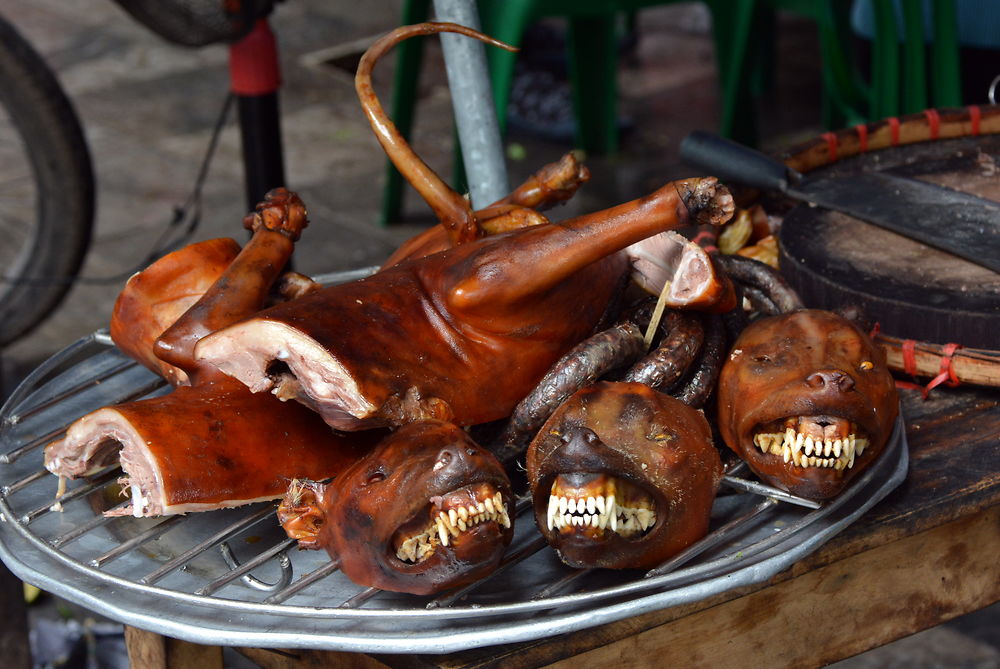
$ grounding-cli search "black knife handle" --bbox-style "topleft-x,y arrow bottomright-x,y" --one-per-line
679,130 -> 800,194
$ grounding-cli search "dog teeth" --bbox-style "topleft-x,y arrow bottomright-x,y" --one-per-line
397,492 -> 512,562
545,493 -> 655,538
753,429 -> 868,472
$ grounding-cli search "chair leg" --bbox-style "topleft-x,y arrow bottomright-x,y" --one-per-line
707,0 -> 761,145
930,0 -> 961,106
901,0 -> 928,114
871,0 -> 900,119
380,0 -> 432,225
567,15 -> 619,154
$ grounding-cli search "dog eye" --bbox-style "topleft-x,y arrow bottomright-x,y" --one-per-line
859,360 -> 873,371
365,471 -> 387,485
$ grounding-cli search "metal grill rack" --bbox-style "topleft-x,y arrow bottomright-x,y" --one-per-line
0,322 -> 908,654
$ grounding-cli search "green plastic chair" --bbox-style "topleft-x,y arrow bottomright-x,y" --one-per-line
749,0 -> 961,128
379,0 -> 961,225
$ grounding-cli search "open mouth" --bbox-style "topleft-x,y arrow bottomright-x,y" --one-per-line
546,473 -> 656,538
392,486 -> 511,564
751,415 -> 870,471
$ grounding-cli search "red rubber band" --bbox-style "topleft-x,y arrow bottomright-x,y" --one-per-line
901,339 -> 918,376
923,109 -> 941,139
888,117 -> 901,145
921,342 -> 963,399
822,131 -> 838,162
855,123 -> 869,152
968,105 -> 982,135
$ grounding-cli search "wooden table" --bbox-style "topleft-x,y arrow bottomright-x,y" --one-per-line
125,385 -> 1000,669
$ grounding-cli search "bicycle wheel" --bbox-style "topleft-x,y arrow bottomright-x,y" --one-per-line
0,14 -> 94,347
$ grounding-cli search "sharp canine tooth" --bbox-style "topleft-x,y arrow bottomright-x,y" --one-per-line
448,509 -> 458,525
437,519 -> 449,546
795,432 -> 804,451
783,444 -> 791,463
596,496 -> 606,514
791,435 -> 801,454
587,497 -> 596,514
785,428 -> 795,447
547,497 -> 556,530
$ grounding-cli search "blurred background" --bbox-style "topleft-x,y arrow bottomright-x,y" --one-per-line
0,0 -> 996,666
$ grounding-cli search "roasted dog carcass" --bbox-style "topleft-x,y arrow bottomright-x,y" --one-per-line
278,420 -> 514,594
716,309 -> 898,500
45,190 -> 379,516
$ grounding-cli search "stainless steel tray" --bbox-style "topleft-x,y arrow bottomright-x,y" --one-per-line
0,326 -> 908,654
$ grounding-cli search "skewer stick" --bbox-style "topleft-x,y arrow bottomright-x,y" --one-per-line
643,280 -> 672,350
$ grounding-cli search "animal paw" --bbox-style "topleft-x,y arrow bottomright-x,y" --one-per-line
677,177 -> 735,227
243,187 -> 309,240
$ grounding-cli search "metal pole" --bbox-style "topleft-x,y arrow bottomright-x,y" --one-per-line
432,0 -> 509,207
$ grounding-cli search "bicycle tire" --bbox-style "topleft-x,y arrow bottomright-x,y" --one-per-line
0,14 -> 94,347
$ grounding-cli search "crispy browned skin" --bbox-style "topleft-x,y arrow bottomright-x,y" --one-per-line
196,176 -> 732,431
103,380 -> 376,512
717,310 -> 898,499
192,23 -> 731,432
527,382 -> 722,569
47,189 -> 381,515
381,152 -> 590,269
109,238 -> 241,385
154,189 -> 308,380
278,420 -> 514,595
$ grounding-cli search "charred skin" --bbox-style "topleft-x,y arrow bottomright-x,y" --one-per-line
717,310 -> 898,499
279,420 -> 514,595
527,382 -> 722,570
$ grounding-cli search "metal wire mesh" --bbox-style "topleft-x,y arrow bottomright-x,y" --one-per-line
0,323 -> 908,653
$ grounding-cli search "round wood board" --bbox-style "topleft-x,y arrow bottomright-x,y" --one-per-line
779,134 -> 1000,349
